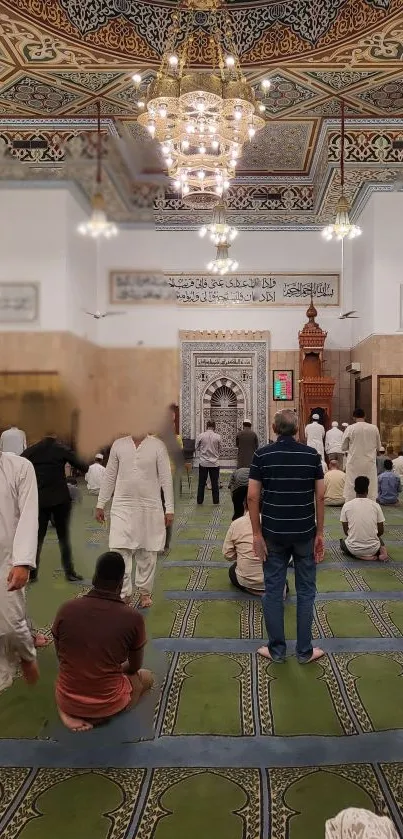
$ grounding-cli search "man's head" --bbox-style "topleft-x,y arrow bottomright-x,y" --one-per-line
329,459 -> 340,471
92,551 -> 125,593
342,422 -> 348,429
354,475 -> 370,497
243,420 -> 252,428
312,413 -> 320,422
379,446 -> 385,454
206,420 -> 216,430
272,409 -> 298,438
353,408 -> 365,421
384,459 -> 393,471
331,420 -> 339,428
95,453 -> 103,462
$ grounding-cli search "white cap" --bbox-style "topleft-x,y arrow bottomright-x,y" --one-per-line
244,418 -> 252,424
312,414 -> 320,420
95,453 -> 103,460
332,421 -> 339,428
341,422 -> 348,428
379,446 -> 385,453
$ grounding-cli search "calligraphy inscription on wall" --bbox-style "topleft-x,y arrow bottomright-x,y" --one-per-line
0,283 -> 38,322
110,271 -> 339,306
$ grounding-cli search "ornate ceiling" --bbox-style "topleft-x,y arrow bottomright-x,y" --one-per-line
0,0 -> 402,228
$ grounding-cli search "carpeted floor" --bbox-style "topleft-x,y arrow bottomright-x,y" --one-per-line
0,481 -> 403,838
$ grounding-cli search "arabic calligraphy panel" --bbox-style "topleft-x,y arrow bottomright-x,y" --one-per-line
0,283 -> 39,322
110,272 -> 339,307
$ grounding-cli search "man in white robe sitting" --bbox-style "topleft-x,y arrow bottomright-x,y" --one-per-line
95,434 -> 174,609
0,452 -> 39,691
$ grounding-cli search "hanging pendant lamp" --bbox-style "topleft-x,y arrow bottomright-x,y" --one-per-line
322,99 -> 362,242
78,102 -> 118,239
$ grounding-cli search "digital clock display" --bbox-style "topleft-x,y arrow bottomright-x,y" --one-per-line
273,370 -> 293,401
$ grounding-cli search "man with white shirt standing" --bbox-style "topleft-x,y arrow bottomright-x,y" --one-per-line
393,451 -> 403,479
0,425 -> 26,456
95,434 -> 174,609
305,414 -> 325,459
196,420 -> 221,505
85,454 -> 106,494
325,420 -> 344,468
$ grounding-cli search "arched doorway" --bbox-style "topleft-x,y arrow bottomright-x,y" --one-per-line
208,384 -> 240,461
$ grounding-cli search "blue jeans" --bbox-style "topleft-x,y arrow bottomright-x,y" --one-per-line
262,538 -> 316,662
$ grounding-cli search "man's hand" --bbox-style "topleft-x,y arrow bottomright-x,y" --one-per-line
7,566 -> 30,591
165,513 -> 174,527
253,532 -> 267,562
95,508 -> 105,524
21,658 -> 40,686
314,534 -> 325,564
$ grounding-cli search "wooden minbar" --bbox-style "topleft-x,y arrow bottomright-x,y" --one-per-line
298,299 -> 335,440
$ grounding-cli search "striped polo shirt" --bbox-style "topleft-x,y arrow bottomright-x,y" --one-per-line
249,435 -> 324,544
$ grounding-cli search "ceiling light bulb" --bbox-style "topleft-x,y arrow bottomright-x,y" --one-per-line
174,180 -> 181,190
186,123 -> 195,134
183,184 -> 190,194
212,140 -> 219,150
199,226 -> 207,238
198,169 -> 205,180
225,55 -> 235,67
147,120 -> 156,137
234,108 -> 242,121
196,99 -> 205,113
166,156 -> 173,166
258,103 -> 266,112
158,104 -> 167,118
215,186 -> 223,195
132,73 -> 142,85
208,124 -> 216,135
182,139 -> 190,150
223,179 -> 230,190
161,143 -> 170,155
248,124 -> 256,139
261,78 -> 271,90
137,100 -> 145,108
199,144 -> 206,154
169,54 -> 178,66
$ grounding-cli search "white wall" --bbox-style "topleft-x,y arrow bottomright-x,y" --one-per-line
97,229 -> 353,349
351,200 -> 375,345
65,193 -> 97,343
0,188 -> 68,332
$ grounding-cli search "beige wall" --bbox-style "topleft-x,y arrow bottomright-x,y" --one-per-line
352,334 -> 403,424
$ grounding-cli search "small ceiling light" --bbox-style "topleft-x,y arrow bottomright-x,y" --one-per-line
186,123 -> 195,134
322,99 -> 362,242
258,103 -> 266,112
166,156 -> 173,167
212,139 -> 219,150
199,144 -> 206,154
196,99 -> 205,113
174,179 -> 181,190
234,107 -> 242,121
169,54 -> 179,67
182,139 -> 190,150
248,124 -> 256,139
158,104 -> 168,118
132,73 -> 142,85
137,100 -> 145,109
225,55 -> 235,67
183,184 -> 190,195
198,169 -> 205,180
199,226 -> 207,238
147,120 -> 156,137
261,78 -> 271,91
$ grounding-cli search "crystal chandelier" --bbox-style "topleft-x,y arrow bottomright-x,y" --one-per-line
199,201 -> 238,244
136,0 -> 265,208
208,242 -> 238,274
322,99 -> 361,242
78,102 -> 118,239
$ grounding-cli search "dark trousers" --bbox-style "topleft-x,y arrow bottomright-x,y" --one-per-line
197,465 -> 220,505
33,502 -> 74,578
228,561 -> 249,592
232,486 -> 248,520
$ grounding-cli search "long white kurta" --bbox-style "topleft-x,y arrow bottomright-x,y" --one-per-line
0,453 -> 37,692
97,436 -> 174,552
342,421 -> 381,502
305,421 -> 325,458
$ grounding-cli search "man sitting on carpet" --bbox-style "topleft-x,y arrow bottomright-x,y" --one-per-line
223,490 -> 289,597
378,459 -> 401,506
324,460 -> 346,506
340,476 -> 388,562
52,552 -> 154,732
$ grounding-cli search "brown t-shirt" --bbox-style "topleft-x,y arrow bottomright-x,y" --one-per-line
52,589 -> 146,719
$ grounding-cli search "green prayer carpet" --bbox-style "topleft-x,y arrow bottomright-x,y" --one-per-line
0,482 -> 402,838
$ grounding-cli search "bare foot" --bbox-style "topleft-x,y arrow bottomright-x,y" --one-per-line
34,633 -> 52,648
58,709 -> 93,732
257,646 -> 273,660
300,647 -> 325,664
378,547 -> 389,563
21,659 -> 40,685
139,594 -> 152,609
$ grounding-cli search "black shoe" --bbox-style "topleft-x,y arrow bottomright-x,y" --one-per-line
65,571 -> 84,582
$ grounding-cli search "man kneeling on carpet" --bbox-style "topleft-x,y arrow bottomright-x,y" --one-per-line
340,476 -> 388,562
52,552 -> 154,732
223,490 -> 289,598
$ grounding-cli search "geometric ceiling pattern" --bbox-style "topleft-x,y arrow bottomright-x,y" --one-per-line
0,0 -> 402,228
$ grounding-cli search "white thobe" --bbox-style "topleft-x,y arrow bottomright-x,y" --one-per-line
0,427 -> 26,456
85,462 -> 106,493
97,435 -> 174,550
393,456 -> 403,479
342,422 -> 381,502
305,421 -> 325,458
0,453 -> 37,692
325,427 -> 343,455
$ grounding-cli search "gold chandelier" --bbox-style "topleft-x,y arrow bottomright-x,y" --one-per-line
322,99 -> 362,242
136,0 -> 265,208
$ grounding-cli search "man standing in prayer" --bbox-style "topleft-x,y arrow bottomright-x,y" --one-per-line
236,420 -> 258,469
393,450 -> 403,479
22,433 -> 87,582
325,420 -> 343,468
85,454 -> 106,494
0,425 -> 26,456
305,413 -> 325,459
342,409 -> 381,502
95,433 -> 174,609
248,409 -> 325,664
195,420 -> 221,505
0,451 -> 39,691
